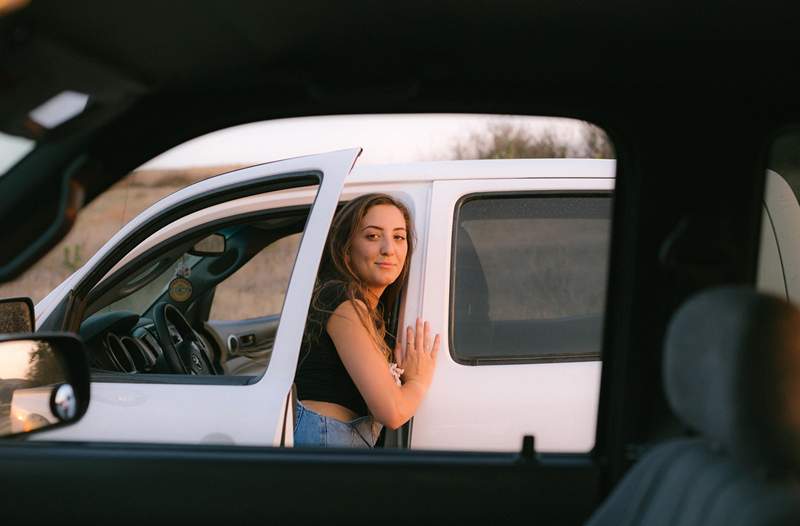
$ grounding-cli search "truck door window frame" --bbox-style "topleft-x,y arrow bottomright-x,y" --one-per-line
31,150 -> 357,446
449,191 -> 613,366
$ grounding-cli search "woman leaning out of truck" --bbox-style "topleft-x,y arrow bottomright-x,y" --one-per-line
293,193 -> 440,447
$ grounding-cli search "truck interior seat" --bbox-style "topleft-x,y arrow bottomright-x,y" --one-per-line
587,287 -> 800,526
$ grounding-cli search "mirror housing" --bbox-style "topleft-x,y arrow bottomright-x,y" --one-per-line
0,297 -> 35,333
0,333 -> 90,438
188,233 -> 225,256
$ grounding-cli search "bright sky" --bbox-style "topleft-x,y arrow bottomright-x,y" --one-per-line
140,114 -> 587,170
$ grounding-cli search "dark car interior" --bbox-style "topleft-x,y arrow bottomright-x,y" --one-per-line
2,1 -> 800,524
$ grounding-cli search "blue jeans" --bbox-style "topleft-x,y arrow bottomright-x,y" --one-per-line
294,400 -> 381,448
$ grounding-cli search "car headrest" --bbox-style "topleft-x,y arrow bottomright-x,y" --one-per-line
664,286 -> 800,475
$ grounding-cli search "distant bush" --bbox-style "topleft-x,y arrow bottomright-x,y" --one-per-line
451,121 -> 614,160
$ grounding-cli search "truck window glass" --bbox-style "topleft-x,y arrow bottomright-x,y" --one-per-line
451,195 -> 611,364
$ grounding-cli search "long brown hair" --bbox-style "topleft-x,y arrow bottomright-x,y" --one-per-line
306,193 -> 415,361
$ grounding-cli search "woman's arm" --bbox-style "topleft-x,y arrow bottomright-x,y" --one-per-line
327,300 -> 439,429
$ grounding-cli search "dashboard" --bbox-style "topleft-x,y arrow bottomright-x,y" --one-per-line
97,325 -> 162,373
79,310 -> 213,374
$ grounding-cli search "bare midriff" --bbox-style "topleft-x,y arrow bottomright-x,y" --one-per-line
300,400 -> 360,423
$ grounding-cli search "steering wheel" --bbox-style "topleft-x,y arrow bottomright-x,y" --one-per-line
153,303 -> 216,375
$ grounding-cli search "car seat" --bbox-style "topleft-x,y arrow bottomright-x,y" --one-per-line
586,287 -> 800,526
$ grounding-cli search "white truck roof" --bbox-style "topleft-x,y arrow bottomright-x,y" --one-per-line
348,158 -> 616,184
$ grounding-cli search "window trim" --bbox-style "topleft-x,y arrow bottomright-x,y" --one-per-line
448,190 -> 612,366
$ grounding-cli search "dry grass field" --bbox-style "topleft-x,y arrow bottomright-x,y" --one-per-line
207,233 -> 301,320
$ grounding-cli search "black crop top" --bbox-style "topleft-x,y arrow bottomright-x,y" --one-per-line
294,281 -> 369,416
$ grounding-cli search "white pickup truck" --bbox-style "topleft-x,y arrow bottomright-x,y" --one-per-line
26,150 -> 798,452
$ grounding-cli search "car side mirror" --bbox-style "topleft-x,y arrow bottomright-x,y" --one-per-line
0,297 -> 35,333
0,333 -> 90,438
188,233 -> 225,256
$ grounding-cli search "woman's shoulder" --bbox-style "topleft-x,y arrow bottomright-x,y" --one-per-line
317,281 -> 370,324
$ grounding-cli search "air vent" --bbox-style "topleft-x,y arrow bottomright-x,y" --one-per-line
121,336 -> 156,372
227,334 -> 239,354
105,333 -> 137,373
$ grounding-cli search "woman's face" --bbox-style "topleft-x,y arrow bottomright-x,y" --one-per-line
347,204 -> 409,295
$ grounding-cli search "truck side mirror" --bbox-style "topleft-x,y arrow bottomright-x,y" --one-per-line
0,297 -> 34,333
0,333 -> 90,438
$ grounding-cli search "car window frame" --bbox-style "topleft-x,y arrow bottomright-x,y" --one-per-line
448,190 -> 613,366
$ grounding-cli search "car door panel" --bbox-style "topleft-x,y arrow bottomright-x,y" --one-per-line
1,440 -> 599,524
205,315 -> 280,355
34,149 -> 358,445
411,177 -> 614,452
204,315 -> 280,374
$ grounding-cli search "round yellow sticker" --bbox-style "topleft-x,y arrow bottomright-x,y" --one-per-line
168,277 -> 193,302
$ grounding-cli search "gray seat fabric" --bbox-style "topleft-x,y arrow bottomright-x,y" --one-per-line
587,287 -> 800,526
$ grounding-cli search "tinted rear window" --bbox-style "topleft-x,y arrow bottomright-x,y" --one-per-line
451,194 -> 611,364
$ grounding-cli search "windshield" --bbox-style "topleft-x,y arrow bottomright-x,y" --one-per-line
93,253 -> 202,317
